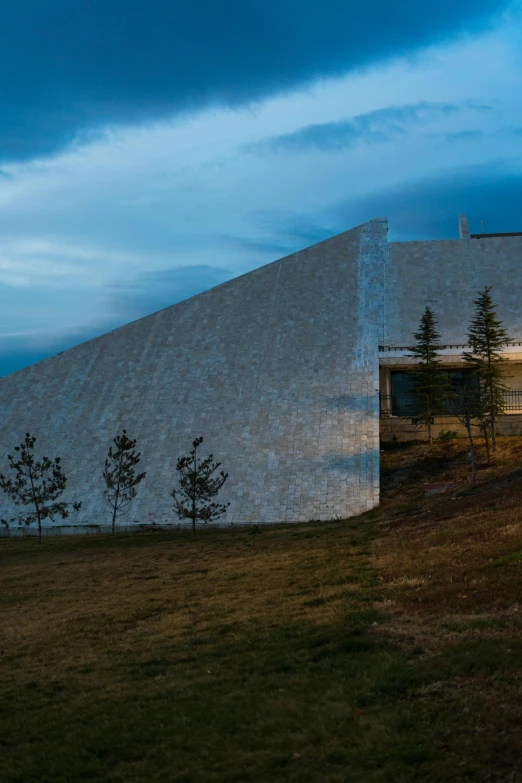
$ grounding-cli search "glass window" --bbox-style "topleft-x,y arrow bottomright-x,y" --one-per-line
386,369 -> 476,416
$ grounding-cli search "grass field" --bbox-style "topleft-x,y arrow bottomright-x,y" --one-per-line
1,437 -> 522,781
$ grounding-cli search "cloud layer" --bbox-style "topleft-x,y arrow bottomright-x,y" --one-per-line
0,2 -> 521,375
253,102 -> 474,153
0,0 -> 510,160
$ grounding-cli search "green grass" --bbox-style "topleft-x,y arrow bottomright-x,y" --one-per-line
2,438 -> 522,781
0,524 -> 437,782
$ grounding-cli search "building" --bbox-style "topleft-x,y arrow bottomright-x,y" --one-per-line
0,215 -> 521,534
379,215 -> 522,441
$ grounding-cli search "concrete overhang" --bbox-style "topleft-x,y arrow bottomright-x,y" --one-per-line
378,345 -> 522,367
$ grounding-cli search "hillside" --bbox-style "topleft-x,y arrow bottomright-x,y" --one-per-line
1,436 -> 522,781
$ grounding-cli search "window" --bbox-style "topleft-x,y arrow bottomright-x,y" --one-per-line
386,369 -> 476,417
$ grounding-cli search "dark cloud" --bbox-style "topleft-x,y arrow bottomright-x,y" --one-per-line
249,211 -> 336,248
0,350 -> 57,378
218,235 -> 293,258
244,161 -> 522,248
0,0 -> 508,161
3,164 -> 521,376
440,130 -> 485,143
110,265 -> 232,321
0,329 -> 101,377
0,266 -> 232,377
339,160 -> 522,239
252,102 -> 461,153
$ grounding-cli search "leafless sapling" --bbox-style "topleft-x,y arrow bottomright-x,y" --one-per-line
0,433 -> 82,543
171,437 -> 229,531
447,382 -> 480,488
103,429 -> 146,535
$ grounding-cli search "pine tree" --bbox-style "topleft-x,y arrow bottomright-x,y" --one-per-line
171,437 -> 229,531
463,287 -> 512,452
0,433 -> 82,543
410,307 -> 448,444
103,430 -> 146,535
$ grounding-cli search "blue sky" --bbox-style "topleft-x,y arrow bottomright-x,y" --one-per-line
1,0 -> 521,374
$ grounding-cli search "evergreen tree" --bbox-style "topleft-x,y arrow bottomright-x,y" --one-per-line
0,433 -> 82,543
410,307 -> 448,444
463,286 -> 512,452
171,437 -> 229,531
103,430 -> 146,535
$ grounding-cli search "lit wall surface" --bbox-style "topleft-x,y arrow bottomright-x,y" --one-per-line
385,235 -> 522,346
0,219 -> 387,528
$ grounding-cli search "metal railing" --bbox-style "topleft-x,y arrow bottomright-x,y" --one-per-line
378,342 -> 522,352
380,390 -> 522,417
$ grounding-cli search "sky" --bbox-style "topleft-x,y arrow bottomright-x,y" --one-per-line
1,0 -> 522,375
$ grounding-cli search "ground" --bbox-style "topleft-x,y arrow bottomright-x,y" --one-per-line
1,436 -> 522,782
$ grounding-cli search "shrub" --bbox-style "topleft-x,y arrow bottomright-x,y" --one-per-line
438,430 -> 458,442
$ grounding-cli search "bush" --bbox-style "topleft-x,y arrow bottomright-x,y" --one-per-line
438,430 -> 458,442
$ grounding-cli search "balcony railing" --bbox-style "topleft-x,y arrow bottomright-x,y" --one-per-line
380,390 -> 522,417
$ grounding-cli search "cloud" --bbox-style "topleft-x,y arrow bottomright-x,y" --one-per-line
251,102 -> 462,153
337,160 -> 522,239
0,10 -> 521,377
0,266 -> 234,377
247,212 -> 336,248
239,160 -> 522,255
109,265 -> 233,321
0,0 -> 510,161
0,330 -> 95,378
438,130 -> 485,143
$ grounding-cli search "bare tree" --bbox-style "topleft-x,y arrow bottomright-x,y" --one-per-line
448,383 -> 480,488
103,430 -> 146,535
0,433 -> 82,543
171,437 -> 229,531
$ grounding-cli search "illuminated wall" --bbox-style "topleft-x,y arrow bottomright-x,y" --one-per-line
0,219 -> 387,530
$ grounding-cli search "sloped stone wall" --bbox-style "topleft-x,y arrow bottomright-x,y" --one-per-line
0,219 -> 388,529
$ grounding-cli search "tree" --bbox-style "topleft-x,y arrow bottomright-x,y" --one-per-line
410,307 -> 448,444
171,437 -> 229,531
103,429 -> 146,535
463,287 -> 512,453
0,433 -> 82,543
447,382 -> 480,488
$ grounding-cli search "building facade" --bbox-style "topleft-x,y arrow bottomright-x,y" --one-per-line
0,215 -> 520,533
380,215 -> 522,440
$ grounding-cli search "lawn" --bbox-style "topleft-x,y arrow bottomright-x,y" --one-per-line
1,438 -> 522,781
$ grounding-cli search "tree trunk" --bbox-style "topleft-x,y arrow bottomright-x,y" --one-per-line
488,371 -> 497,453
192,448 -> 197,532
30,470 -> 42,544
491,415 -> 497,453
483,424 -> 491,465
112,462 -> 122,535
466,424 -> 477,488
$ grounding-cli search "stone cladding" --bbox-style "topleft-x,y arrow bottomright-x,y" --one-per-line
0,219 -> 388,529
